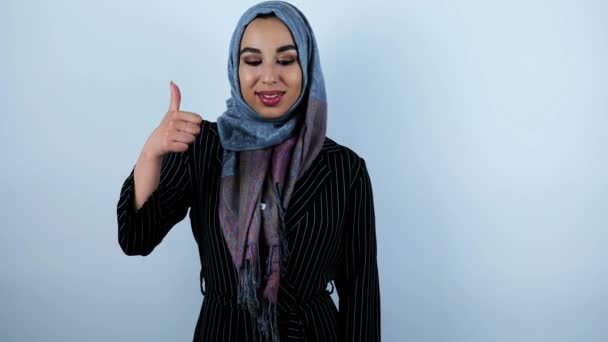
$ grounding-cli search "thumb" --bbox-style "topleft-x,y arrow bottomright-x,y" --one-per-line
169,80 -> 181,112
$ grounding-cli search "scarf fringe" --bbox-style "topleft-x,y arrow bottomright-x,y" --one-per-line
238,246 -> 282,341
237,250 -> 261,314
256,296 -> 280,342
259,245 -> 280,342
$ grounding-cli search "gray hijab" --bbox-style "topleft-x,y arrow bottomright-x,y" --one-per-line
217,0 -> 326,156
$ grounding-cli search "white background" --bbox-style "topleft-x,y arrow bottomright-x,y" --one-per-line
2,0 -> 607,341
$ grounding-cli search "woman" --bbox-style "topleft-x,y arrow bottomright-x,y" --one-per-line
116,1 -> 380,341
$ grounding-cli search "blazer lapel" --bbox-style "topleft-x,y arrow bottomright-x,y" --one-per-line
284,141 -> 334,228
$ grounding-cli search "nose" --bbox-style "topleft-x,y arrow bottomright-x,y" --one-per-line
261,63 -> 278,85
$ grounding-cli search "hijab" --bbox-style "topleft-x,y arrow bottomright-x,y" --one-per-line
216,1 -> 327,341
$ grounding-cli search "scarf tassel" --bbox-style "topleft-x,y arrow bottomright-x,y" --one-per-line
259,246 -> 281,342
237,245 -> 261,314
257,299 -> 280,342
238,261 -> 280,342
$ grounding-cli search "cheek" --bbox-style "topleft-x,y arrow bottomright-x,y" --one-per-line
238,68 -> 256,90
285,68 -> 303,91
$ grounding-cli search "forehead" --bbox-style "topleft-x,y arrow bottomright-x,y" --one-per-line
240,17 -> 295,47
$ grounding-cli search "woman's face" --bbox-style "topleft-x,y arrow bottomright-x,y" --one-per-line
238,17 -> 302,119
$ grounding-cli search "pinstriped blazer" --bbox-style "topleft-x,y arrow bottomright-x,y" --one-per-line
116,120 -> 380,341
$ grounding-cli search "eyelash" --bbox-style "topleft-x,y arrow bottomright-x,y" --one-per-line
244,60 -> 296,66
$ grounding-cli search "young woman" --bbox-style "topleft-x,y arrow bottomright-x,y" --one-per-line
116,1 -> 380,341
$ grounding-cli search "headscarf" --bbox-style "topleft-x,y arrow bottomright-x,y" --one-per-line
216,1 -> 327,341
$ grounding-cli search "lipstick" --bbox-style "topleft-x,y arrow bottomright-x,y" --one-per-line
256,90 -> 285,106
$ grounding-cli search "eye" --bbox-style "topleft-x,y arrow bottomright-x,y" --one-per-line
278,59 -> 296,66
244,60 -> 262,66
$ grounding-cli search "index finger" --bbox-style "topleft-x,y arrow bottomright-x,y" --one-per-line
177,111 -> 203,124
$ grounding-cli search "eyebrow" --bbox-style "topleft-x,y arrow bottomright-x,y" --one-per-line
239,44 -> 297,56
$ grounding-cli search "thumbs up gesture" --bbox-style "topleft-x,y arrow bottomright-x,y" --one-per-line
143,81 -> 203,159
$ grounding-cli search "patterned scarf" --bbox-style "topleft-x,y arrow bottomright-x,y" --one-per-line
216,1 -> 327,341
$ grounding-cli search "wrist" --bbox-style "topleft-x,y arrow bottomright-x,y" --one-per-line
140,146 -> 164,163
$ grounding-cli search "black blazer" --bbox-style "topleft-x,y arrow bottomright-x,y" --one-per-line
116,120 -> 381,341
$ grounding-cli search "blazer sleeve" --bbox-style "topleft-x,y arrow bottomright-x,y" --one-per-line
116,149 -> 192,256
335,157 -> 381,341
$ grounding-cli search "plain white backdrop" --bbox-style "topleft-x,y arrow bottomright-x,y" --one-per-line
2,0 -> 607,341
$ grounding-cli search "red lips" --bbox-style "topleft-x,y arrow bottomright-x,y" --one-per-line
256,90 -> 285,106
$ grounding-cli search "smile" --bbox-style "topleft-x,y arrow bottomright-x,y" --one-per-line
256,90 -> 285,106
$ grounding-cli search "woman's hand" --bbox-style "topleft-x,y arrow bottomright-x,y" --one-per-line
142,81 -> 203,159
